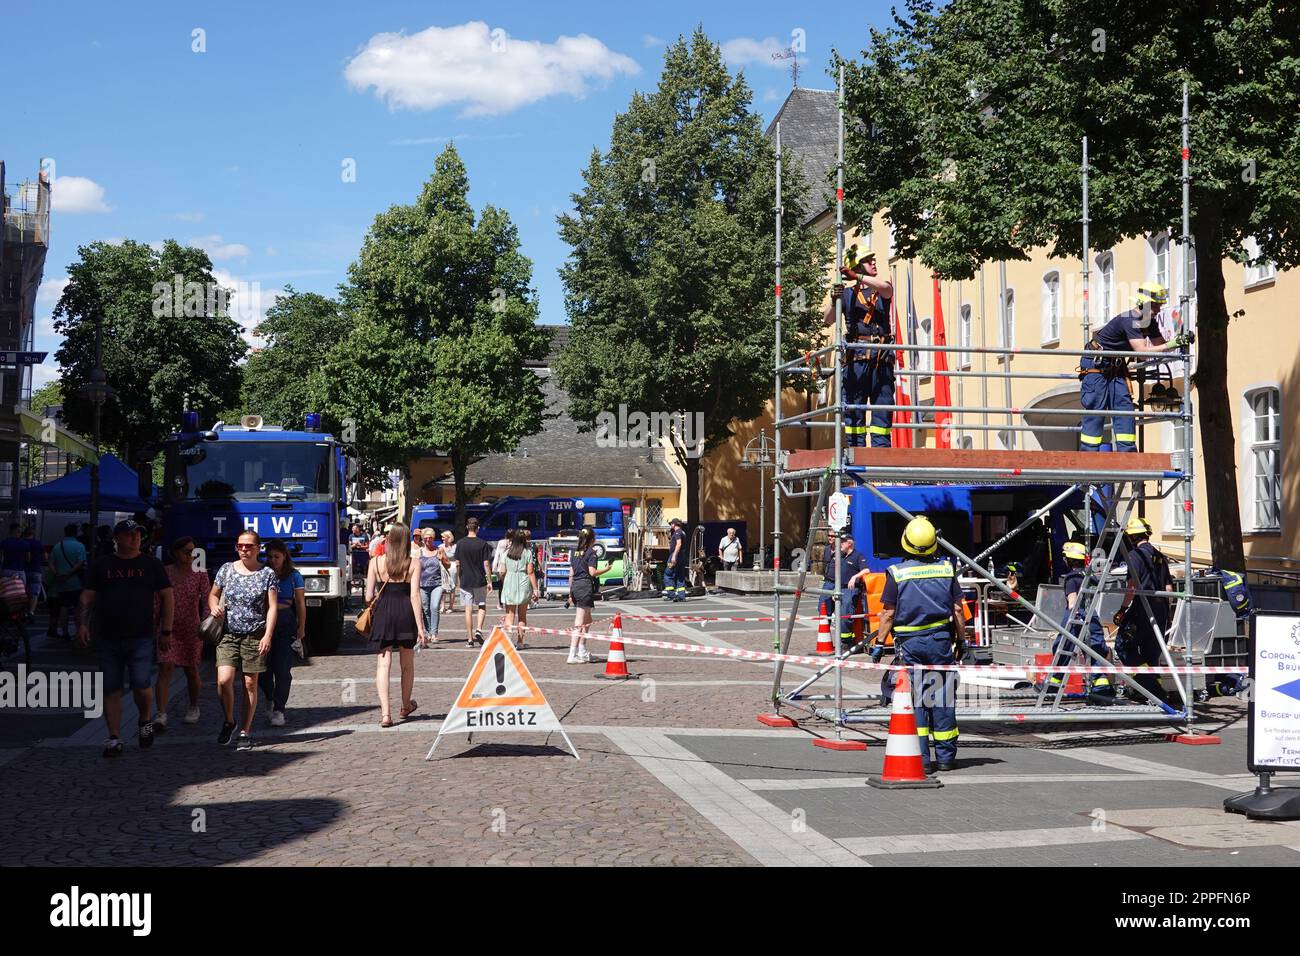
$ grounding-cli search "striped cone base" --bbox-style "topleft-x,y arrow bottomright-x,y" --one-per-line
813,616 -> 835,656
597,614 -> 631,679
867,667 -> 942,789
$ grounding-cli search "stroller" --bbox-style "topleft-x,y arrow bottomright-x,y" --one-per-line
0,574 -> 30,670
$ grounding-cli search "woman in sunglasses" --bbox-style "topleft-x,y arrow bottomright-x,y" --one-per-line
209,530 -> 278,751
152,536 -> 212,731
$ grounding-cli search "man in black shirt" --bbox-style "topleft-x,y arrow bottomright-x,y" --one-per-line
453,517 -> 494,645
664,518 -> 689,602
78,519 -> 174,758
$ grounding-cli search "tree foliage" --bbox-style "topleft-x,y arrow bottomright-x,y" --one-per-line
240,286 -> 348,428
322,144 -> 547,524
842,0 -> 1300,566
52,239 -> 247,473
555,29 -> 831,523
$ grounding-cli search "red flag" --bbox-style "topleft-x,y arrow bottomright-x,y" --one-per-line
932,276 -> 953,448
891,292 -> 914,448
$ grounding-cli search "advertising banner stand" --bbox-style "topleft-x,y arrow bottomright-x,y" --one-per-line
1224,611 -> 1300,820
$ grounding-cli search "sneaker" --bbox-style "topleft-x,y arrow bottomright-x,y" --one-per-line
236,731 -> 254,751
270,710 -> 285,727
217,721 -> 237,746
578,649 -> 592,664
138,721 -> 155,750
152,711 -> 168,733
102,737 -> 123,759
566,654 -> 581,664
182,706 -> 201,725
473,630 -> 484,646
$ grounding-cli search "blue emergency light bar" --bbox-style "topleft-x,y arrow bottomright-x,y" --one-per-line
305,412 -> 322,432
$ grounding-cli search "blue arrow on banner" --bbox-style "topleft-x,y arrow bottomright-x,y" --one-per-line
1274,677 -> 1300,703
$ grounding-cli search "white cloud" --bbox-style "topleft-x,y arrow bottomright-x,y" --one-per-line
344,21 -> 639,116
30,363 -> 59,391
642,34 -> 663,48
51,176 -> 112,214
212,268 -> 283,345
174,211 -> 205,222
387,132 -> 525,146
37,276 -> 70,305
721,36 -> 789,69
191,234 -> 251,261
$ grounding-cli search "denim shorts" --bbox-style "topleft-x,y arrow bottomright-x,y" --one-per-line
97,637 -> 156,695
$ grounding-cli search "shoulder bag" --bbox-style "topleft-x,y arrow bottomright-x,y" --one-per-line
200,589 -> 227,645
355,578 -> 387,639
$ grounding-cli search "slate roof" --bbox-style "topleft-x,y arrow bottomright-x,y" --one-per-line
436,325 -> 680,491
764,88 -> 838,226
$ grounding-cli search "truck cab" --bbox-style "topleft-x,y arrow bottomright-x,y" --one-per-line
410,502 -> 492,539
479,496 -> 628,588
160,413 -> 349,653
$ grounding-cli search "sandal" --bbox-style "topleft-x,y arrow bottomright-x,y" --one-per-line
401,699 -> 419,720
379,715 -> 393,728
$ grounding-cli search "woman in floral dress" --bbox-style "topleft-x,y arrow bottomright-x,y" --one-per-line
153,536 -> 211,730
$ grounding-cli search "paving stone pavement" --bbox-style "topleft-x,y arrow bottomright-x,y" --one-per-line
0,595 -> 1288,867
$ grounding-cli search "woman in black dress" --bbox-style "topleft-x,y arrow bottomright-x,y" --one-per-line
365,522 -> 426,727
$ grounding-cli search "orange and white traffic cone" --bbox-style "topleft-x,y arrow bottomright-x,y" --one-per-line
867,666 -> 942,789
813,614 -> 835,656
598,613 -> 631,679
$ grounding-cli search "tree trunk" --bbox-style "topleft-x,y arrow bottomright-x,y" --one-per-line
452,451 -> 468,534
1192,244 -> 1246,570
684,454 -> 701,528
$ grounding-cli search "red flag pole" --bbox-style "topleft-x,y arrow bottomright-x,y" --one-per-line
932,275 -> 953,448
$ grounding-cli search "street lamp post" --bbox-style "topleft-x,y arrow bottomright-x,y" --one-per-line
740,431 -> 775,570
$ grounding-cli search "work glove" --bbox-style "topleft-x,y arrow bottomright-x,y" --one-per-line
1112,608 -> 1127,628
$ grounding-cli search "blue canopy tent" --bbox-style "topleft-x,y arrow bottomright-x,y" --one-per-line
21,454 -> 154,513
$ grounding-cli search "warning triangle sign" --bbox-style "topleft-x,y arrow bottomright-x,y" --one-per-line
426,627 -> 578,759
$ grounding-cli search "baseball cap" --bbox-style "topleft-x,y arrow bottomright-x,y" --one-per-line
113,518 -> 144,535
669,517 -> 683,527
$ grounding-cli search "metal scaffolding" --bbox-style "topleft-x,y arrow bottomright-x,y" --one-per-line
767,72 -> 1202,734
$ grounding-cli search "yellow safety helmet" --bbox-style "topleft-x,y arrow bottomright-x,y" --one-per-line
902,516 -> 938,556
1132,282 -> 1169,308
1124,515 -> 1153,537
1062,541 -> 1088,562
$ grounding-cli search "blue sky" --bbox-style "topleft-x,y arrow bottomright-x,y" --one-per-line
5,1 -> 897,391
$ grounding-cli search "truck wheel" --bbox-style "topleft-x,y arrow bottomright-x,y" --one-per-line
308,602 -> 344,656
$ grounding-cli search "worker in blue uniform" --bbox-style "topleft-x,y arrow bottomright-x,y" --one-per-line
819,533 -> 867,653
875,516 -> 968,773
1209,567 -> 1254,621
662,517 -> 689,602
1113,516 -> 1175,705
1079,283 -> 1188,452
823,249 -> 895,447
1043,541 -> 1115,703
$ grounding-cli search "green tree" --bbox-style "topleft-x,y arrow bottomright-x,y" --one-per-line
555,29 -> 830,525
240,285 -> 347,427
322,144 -> 547,527
52,239 -> 247,478
842,0 -> 1300,567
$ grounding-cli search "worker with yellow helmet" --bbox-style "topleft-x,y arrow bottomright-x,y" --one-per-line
1113,515 -> 1175,703
1042,541 -> 1115,703
876,516 -> 967,773
1078,282 -> 1189,453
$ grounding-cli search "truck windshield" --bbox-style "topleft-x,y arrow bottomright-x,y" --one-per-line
170,441 -> 334,501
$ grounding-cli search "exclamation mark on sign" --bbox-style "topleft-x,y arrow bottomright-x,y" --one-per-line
494,653 -> 506,695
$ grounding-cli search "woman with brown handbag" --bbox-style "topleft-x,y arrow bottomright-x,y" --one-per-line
363,522 -> 426,727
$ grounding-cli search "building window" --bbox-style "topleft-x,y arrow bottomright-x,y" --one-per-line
958,304 -> 973,369
1243,236 -> 1277,288
1165,424 -> 1191,533
1244,387 -> 1281,532
1041,271 -> 1061,344
646,498 -> 664,527
1096,252 -> 1115,320
1152,234 -> 1170,289
998,289 -> 1015,362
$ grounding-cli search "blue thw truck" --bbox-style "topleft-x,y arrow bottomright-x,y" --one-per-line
160,413 -> 350,653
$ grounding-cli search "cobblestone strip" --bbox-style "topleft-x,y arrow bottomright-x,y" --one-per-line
604,728 -> 868,867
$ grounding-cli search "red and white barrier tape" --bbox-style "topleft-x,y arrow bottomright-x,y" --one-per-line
510,623 -> 1246,676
